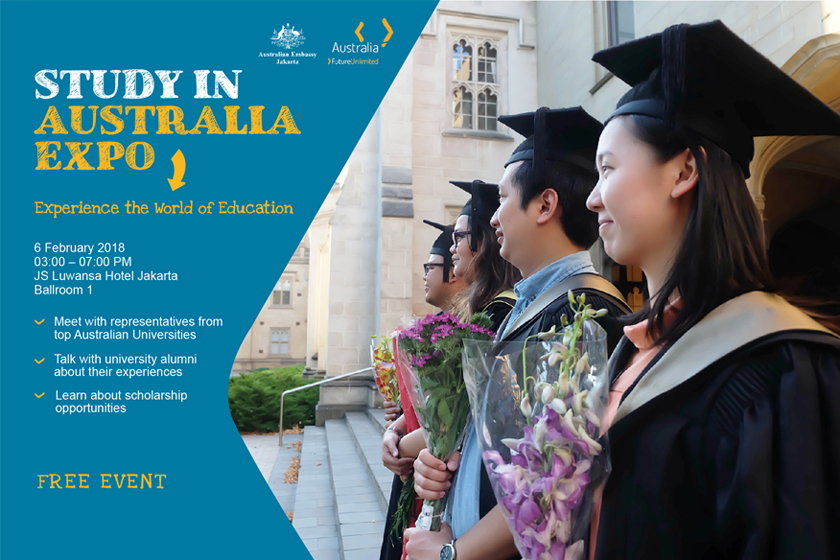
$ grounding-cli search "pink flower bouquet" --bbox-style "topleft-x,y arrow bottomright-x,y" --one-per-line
395,312 -> 496,531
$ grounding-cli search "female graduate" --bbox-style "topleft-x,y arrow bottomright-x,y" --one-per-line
448,179 -> 521,327
586,20 -> 840,560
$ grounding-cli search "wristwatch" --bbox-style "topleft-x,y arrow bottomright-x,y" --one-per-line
439,540 -> 456,560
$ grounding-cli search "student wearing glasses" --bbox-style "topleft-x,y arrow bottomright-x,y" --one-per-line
381,220 -> 470,560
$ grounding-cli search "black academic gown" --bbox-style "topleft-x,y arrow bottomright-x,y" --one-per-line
482,292 -> 517,334
594,311 -> 840,559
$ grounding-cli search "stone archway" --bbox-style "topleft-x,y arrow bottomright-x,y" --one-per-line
752,34 -> 840,307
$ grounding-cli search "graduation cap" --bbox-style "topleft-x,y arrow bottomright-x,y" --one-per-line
423,219 -> 454,283
498,106 -> 603,191
450,180 -> 499,252
592,20 -> 840,178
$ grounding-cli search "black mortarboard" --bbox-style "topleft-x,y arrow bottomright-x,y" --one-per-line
450,180 -> 499,252
498,106 -> 603,191
592,20 -> 840,178
423,219 -> 454,283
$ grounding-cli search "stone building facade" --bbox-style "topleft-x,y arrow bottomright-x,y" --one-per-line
232,239 -> 310,372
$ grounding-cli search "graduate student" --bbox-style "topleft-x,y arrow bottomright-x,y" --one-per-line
423,220 -> 470,313
405,107 -> 630,560
394,180 -> 522,464
448,180 -> 521,328
380,221 -> 468,560
585,20 -> 840,559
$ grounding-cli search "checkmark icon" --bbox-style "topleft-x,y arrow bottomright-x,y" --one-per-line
35,319 -> 45,325
35,392 -> 45,398
35,358 -> 45,364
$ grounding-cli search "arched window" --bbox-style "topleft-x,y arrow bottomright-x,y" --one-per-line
271,329 -> 291,355
452,40 -> 472,81
453,86 -> 473,129
273,278 -> 293,306
477,89 -> 497,131
477,42 -> 497,83
451,37 -> 500,130
280,330 -> 290,355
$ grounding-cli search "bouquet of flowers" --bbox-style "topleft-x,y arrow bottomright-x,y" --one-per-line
395,312 -> 496,531
463,292 -> 610,560
371,333 -> 400,406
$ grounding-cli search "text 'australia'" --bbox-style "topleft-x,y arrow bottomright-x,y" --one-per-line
332,42 -> 380,54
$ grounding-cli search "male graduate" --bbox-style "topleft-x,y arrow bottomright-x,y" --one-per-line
404,107 -> 630,560
380,220 -> 468,560
422,220 -> 468,312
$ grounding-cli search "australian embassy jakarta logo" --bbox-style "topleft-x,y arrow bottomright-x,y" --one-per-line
260,23 -> 317,65
271,24 -> 306,49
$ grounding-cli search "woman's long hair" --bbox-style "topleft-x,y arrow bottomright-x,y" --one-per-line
612,70 -> 840,342
451,215 -> 521,320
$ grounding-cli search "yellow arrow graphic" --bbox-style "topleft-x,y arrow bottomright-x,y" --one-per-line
355,22 -> 364,42
168,150 -> 186,191
382,19 -> 393,46
35,358 -> 45,364
35,393 -> 45,399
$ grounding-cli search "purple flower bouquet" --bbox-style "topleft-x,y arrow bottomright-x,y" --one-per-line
463,292 -> 610,560
395,312 -> 496,531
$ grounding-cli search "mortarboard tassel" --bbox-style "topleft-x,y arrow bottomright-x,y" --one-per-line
533,106 -> 549,193
661,23 -> 689,129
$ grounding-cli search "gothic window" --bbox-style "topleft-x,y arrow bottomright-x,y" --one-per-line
451,37 -> 500,130
477,42 -> 497,83
453,86 -> 473,129
270,329 -> 290,355
272,278 -> 292,307
477,89 -> 497,131
452,40 -> 472,81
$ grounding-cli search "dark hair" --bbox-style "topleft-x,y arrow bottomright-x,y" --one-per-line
461,214 -> 522,315
511,159 -> 600,249
611,69 -> 840,342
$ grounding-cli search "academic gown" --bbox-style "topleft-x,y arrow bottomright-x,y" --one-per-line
593,295 -> 840,560
481,292 -> 517,334
475,291 -> 521,521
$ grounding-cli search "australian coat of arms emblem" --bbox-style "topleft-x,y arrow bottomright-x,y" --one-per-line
271,25 -> 306,49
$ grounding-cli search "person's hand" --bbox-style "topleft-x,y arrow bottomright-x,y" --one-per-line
382,429 -> 414,477
413,448 -> 460,500
384,400 -> 400,424
404,521 -> 454,560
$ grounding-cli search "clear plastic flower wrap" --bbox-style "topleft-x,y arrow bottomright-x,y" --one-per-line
395,312 -> 496,531
463,293 -> 611,560
371,333 -> 400,406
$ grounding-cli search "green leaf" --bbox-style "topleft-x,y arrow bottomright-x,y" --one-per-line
437,398 -> 452,425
